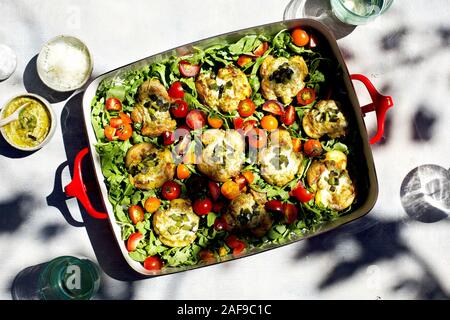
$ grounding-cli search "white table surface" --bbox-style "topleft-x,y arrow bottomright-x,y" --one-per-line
1,0 -> 449,300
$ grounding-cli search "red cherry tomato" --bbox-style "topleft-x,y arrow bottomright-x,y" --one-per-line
104,125 -> 116,141
162,131 -> 175,145
262,100 -> 284,115
282,203 -> 298,224
237,55 -> 252,67
265,200 -> 283,214
119,112 -> 132,125
297,88 -> 316,105
208,181 -> 221,201
225,235 -> 246,254
212,201 -> 225,214
109,117 -> 123,128
292,137 -> 302,152
110,112 -> 132,128
233,117 -> 244,129
291,28 -> 310,47
247,128 -> 267,149
126,232 -> 143,252
198,249 -> 216,263
168,81 -> 185,99
171,100 -> 189,118
105,97 -> 122,111
186,109 -> 206,129
193,197 -> 213,216
161,180 -> 181,200
179,60 -> 200,77
290,182 -> 315,203
253,42 -> 269,57
281,105 -> 296,126
234,174 -> 247,191
143,256 -> 163,271
214,216 -> 229,231
303,139 -> 323,157
238,99 -> 256,117
116,124 -> 133,141
128,205 -> 144,225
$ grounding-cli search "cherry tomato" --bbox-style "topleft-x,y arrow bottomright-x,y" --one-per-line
179,60 -> 200,77
265,199 -> 283,214
110,112 -> 132,128
253,42 -> 269,57
177,164 -> 191,180
237,55 -> 252,67
161,180 -> 181,200
208,181 -> 221,201
143,256 -> 163,271
212,201 -> 225,214
171,100 -> 189,118
207,115 -> 223,129
242,171 -> 255,185
198,249 -> 216,263
193,197 -> 213,216
234,174 -> 247,191
282,203 -> 298,224
144,197 -> 161,213
168,81 -> 185,99
261,115 -> 278,131
163,131 -> 175,145
262,100 -> 284,115
221,181 -> 241,200
128,205 -> 144,224
119,112 -> 132,125
297,88 -> 316,105
281,105 -> 296,126
126,232 -> 143,252
291,28 -> 310,47
247,128 -> 267,149
109,117 -> 123,128
105,97 -> 122,111
238,99 -> 256,117
213,216 -> 228,231
116,124 -> 133,141
304,139 -> 323,157
290,182 -> 314,203
292,137 -> 302,152
104,125 -> 116,141
186,109 -> 206,129
225,235 -> 246,254
233,117 -> 244,129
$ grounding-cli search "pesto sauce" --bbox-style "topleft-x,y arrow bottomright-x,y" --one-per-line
2,97 -> 50,148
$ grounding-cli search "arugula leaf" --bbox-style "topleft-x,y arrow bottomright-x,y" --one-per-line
229,35 -> 261,55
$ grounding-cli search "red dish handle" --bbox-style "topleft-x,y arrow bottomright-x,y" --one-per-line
351,74 -> 394,144
64,148 -> 108,219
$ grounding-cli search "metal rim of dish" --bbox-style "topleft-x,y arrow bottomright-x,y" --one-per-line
36,35 -> 94,92
0,93 -> 57,151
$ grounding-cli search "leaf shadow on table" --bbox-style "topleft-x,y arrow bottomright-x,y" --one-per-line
0,193 -> 35,233
46,92 -> 147,288
294,215 -> 450,299
23,55 -> 73,104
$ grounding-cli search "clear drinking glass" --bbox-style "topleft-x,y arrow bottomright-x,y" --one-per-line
330,0 -> 394,25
